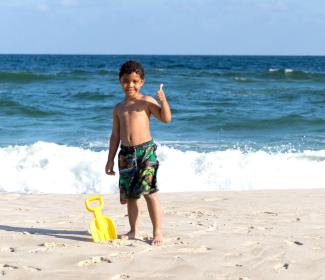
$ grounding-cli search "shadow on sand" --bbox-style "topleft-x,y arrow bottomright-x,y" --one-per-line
0,225 -> 92,242
0,225 -> 153,245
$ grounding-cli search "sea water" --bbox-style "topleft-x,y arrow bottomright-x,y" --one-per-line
1,55 -> 325,193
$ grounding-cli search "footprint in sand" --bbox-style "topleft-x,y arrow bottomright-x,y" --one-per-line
105,239 -> 133,248
206,221 -> 218,232
16,207 -> 30,212
163,209 -> 178,215
0,247 -> 15,253
28,247 -> 47,253
77,256 -> 112,267
22,266 -> 42,272
174,255 -> 186,262
263,211 -> 278,216
0,264 -> 18,276
273,262 -> 289,272
0,264 -> 19,270
189,210 -> 205,218
284,240 -> 304,246
111,274 -> 130,279
41,242 -> 67,248
0,264 -> 41,274
174,237 -> 185,245
29,242 -> 67,253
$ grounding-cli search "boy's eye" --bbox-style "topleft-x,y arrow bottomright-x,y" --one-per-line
122,79 -> 140,85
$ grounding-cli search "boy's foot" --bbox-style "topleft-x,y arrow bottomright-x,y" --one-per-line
151,231 -> 163,246
121,230 -> 137,240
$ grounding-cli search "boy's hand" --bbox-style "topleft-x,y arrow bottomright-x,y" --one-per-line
156,84 -> 167,103
105,161 -> 115,175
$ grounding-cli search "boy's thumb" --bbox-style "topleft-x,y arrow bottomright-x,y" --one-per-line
159,83 -> 164,91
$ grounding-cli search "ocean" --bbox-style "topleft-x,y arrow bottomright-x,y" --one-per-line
1,55 -> 325,193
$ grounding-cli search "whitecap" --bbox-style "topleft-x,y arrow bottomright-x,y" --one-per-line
1,142 -> 325,193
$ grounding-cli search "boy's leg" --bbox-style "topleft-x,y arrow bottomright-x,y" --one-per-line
126,198 -> 140,239
144,192 -> 163,245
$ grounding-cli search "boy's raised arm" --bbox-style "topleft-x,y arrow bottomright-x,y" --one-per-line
105,107 -> 120,175
147,84 -> 172,123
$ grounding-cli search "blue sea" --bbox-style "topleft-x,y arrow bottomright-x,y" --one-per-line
1,55 -> 325,193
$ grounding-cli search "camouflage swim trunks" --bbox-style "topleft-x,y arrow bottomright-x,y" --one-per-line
118,139 -> 159,201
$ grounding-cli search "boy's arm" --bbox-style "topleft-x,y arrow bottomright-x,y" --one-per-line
147,84 -> 172,123
105,107 -> 120,175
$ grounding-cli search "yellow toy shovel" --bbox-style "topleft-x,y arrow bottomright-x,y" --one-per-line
85,195 -> 117,242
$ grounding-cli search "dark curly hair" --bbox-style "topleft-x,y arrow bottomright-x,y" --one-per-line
119,60 -> 145,80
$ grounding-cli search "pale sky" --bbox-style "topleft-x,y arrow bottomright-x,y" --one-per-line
1,0 -> 325,55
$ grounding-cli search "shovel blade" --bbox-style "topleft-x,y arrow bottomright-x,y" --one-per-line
89,216 -> 117,242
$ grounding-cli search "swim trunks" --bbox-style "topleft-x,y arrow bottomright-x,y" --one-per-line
118,139 -> 159,201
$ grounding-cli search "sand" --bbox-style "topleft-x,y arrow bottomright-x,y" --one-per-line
1,190 -> 325,280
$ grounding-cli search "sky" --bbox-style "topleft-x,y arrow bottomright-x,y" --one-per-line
1,0 -> 325,55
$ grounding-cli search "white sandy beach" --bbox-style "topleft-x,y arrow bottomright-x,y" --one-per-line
1,190 -> 325,280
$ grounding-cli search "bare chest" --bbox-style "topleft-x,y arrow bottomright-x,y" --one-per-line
117,102 -> 149,121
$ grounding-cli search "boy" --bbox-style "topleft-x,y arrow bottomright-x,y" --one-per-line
105,60 -> 171,246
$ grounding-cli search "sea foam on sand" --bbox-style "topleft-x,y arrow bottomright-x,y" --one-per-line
0,141 -> 325,194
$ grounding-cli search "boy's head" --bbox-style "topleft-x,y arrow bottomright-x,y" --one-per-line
119,60 -> 144,80
119,61 -> 145,98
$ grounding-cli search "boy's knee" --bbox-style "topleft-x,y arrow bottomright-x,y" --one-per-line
144,192 -> 157,202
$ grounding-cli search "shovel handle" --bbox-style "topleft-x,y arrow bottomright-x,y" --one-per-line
85,195 -> 104,212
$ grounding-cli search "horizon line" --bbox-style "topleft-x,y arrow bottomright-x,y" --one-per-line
1,53 -> 325,57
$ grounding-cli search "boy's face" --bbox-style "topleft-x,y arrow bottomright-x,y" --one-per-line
119,72 -> 144,98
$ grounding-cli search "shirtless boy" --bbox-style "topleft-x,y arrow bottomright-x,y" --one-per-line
105,60 -> 171,246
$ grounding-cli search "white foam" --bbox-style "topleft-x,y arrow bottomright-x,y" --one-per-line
157,146 -> 325,191
234,77 -> 248,81
269,68 -> 295,74
0,141 -> 325,194
0,141 -> 118,194
285,68 -> 294,73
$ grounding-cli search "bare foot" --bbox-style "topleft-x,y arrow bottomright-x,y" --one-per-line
121,230 -> 137,240
151,231 -> 163,246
